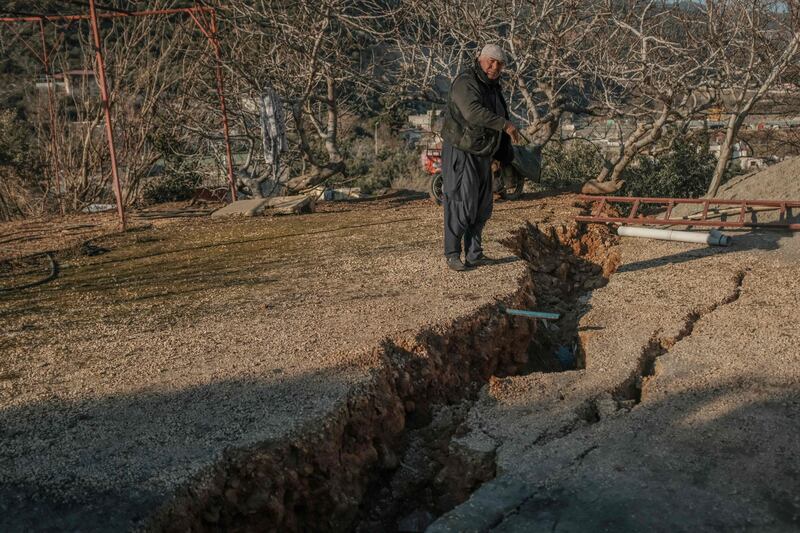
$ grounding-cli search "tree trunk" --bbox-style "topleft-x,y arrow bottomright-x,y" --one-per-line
286,98 -> 345,193
285,161 -> 345,192
706,113 -> 741,197
324,75 -> 342,164
706,32 -> 800,197
596,103 -> 670,183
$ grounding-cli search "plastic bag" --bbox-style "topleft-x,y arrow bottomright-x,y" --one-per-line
510,145 -> 542,183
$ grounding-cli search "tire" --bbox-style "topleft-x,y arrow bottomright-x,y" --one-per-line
497,168 -> 524,200
429,172 -> 443,205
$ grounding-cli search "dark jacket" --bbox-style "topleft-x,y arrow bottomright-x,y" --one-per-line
441,62 -> 513,164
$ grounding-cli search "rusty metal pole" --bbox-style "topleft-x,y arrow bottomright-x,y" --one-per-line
88,0 -> 126,230
39,20 -> 65,215
209,10 -> 237,202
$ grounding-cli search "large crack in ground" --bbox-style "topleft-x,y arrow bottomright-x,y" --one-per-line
425,250 -> 753,533
145,220 -> 619,533
512,266 -> 751,468
441,265 -> 755,533
618,268 -> 749,405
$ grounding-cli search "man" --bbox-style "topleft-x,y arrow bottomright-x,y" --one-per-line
440,44 -> 521,272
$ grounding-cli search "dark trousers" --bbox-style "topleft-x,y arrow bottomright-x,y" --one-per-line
441,142 -> 493,261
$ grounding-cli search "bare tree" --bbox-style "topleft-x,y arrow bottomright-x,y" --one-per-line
389,0 -> 718,194
15,3 -> 212,210
504,0 -> 609,148
385,1 -> 493,106
224,0 -> 397,194
704,0 -> 800,197
588,0 -> 718,188
389,0 -> 608,148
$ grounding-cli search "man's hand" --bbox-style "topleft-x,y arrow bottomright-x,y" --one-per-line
504,121 -> 521,144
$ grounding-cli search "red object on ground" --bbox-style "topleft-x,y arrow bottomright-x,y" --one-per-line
576,195 -> 800,230
423,148 -> 442,175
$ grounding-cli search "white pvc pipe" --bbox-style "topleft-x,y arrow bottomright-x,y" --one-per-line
617,226 -> 731,246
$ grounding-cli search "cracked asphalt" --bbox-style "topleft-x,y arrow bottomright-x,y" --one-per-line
432,229 -> 800,532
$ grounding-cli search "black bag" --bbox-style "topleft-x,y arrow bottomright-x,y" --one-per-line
510,145 -> 542,183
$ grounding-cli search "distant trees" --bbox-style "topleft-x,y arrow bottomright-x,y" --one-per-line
388,0 -> 798,194
703,0 -> 800,197
62,10 -> 198,208
503,0 -> 607,149
0,0 -> 220,211
389,0 -> 608,149
0,110 -> 43,220
224,0 -> 398,193
588,0 -> 717,186
1,0 -> 799,217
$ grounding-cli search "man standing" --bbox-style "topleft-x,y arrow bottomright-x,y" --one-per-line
440,44 -> 521,272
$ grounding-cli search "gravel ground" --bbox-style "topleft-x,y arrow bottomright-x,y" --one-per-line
432,228 -> 800,532
0,193 -> 578,531
0,202 -> 223,263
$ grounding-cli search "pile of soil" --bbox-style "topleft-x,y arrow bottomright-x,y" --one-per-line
716,156 -> 800,200
671,156 -> 800,222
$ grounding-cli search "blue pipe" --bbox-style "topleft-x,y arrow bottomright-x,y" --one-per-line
504,308 -> 560,320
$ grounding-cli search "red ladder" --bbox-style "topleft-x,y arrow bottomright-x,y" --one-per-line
575,196 -> 800,230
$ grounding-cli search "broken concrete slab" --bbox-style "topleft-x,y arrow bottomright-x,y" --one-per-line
427,477 -> 534,533
210,198 -> 268,217
210,195 -> 314,218
264,195 -> 315,215
432,230 -> 800,532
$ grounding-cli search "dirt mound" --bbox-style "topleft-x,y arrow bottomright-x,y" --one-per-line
716,156 -> 800,200
669,157 -> 800,221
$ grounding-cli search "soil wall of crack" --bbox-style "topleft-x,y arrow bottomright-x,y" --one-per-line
146,221 -> 619,533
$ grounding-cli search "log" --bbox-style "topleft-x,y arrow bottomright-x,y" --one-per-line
211,196 -> 315,218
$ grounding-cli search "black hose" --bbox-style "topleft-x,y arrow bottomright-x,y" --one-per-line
0,252 -> 59,293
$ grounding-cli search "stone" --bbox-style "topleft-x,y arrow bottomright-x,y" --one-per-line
211,196 -> 315,218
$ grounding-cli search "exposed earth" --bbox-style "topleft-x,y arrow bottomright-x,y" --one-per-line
431,228 -> 800,533
1,172 -> 798,532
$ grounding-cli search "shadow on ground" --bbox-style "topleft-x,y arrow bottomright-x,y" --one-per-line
433,377 -> 800,532
0,366 -> 357,532
3,370 -> 797,532
618,229 -> 787,273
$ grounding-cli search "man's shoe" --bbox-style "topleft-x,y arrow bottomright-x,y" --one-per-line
465,254 -> 496,268
446,257 -> 472,272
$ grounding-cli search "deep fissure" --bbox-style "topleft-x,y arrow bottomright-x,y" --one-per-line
148,220 -> 620,533
354,222 -> 620,532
